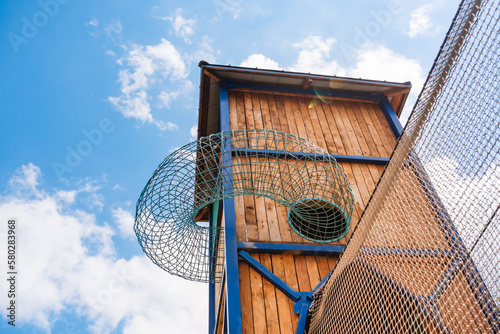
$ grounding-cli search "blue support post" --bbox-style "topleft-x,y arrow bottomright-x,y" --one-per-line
219,82 -> 242,334
379,95 -> 403,138
296,303 -> 311,334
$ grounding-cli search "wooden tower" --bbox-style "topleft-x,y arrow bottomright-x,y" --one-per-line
197,63 -> 412,334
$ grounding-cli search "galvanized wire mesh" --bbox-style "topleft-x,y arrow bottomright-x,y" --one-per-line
309,0 -> 500,332
135,129 -> 354,283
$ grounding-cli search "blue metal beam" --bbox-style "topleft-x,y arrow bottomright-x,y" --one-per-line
296,303 -> 311,334
237,241 -> 345,256
219,82 -> 242,334
379,95 -> 403,138
231,148 -> 389,165
238,250 -> 301,301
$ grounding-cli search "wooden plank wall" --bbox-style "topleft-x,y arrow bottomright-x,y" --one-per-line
228,89 -> 396,245
225,89 -> 399,334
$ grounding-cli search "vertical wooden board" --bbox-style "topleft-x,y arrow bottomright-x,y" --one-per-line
258,93 -> 273,130
274,95 -> 291,134
282,254 -> 300,332
235,92 -> 247,131
286,96 -> 308,140
356,103 -> 389,158
327,102 -> 355,155
244,194 -> 259,241
260,254 -> 280,334
366,103 -> 397,155
338,101 -> 363,156
259,94 -> 285,243
314,102 -> 338,154
321,102 -> 348,155
350,102 -> 381,157
327,256 -> 339,271
266,94 -> 284,133
316,256 -> 332,279
239,262 -> 255,334
350,163 -> 372,207
270,254 -> 294,334
264,197 -> 282,242
255,196 -> 271,242
250,253 -> 268,334
340,162 -> 366,216
371,103 -> 398,148
305,255 -> 321,289
297,97 -> 318,146
251,93 -> 264,130
244,92 -> 256,130
343,101 -> 372,156
367,164 -> 382,186
229,91 -> 239,130
294,255 -> 312,292
275,203 -> 293,243
360,163 -> 376,195
281,96 -> 299,137
234,195 -> 247,241
304,99 -> 328,149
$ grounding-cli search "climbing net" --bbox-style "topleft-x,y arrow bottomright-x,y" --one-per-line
309,0 -> 500,332
135,129 -> 354,283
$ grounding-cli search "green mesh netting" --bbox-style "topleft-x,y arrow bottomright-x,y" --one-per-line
135,129 -> 354,282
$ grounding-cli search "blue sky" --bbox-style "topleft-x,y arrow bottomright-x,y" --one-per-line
0,0 -> 461,333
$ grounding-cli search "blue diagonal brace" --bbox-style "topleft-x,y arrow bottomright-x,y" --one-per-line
239,250 -> 301,301
239,250 -> 326,334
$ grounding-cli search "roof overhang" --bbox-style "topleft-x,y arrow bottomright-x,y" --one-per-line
197,63 -> 412,138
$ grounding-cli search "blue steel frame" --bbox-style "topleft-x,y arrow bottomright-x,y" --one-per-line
210,78 -> 497,333
238,241 -> 344,256
231,148 -> 389,165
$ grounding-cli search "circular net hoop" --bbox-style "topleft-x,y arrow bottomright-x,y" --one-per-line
135,129 -> 354,282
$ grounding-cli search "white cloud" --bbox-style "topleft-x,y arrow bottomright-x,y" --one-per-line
8,162 -> 41,195
108,38 -> 188,130
240,53 -> 281,70
407,4 -> 434,38
0,164 -> 207,333
289,35 -> 346,76
213,0 -> 243,19
105,20 -> 123,38
190,125 -> 198,139
186,35 -> 217,64
155,120 -> 178,131
241,36 -> 425,125
112,208 -> 135,239
348,43 -> 424,124
157,91 -> 179,108
85,17 -> 99,27
166,9 -> 196,44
